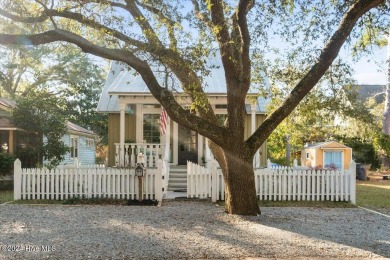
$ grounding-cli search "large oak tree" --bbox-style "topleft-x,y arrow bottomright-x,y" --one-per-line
0,0 -> 387,215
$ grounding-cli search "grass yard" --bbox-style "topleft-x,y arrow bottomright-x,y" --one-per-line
0,190 -> 13,204
258,200 -> 355,208
218,199 -> 356,208
356,178 -> 390,215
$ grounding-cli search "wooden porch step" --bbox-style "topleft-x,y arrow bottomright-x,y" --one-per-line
168,166 -> 187,192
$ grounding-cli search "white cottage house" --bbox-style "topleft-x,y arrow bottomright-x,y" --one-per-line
98,61 -> 269,173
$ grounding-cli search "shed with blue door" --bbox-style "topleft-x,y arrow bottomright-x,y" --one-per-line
301,141 -> 352,170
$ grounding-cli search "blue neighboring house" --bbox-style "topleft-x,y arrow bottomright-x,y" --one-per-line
44,121 -> 97,167
1,97 -> 97,167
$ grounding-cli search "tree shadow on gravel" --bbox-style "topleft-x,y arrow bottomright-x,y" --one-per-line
255,207 -> 390,258
0,201 -> 388,259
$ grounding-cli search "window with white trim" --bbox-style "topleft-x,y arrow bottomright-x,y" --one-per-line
143,114 -> 160,143
70,136 -> 79,158
324,151 -> 342,169
86,138 -> 94,148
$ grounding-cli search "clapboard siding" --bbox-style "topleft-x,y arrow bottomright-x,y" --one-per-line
43,134 -> 96,166
78,135 -> 96,165
245,114 -> 267,167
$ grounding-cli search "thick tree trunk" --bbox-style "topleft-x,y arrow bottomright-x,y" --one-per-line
223,151 -> 260,215
382,31 -> 390,168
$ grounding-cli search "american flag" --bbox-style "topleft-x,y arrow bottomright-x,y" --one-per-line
159,109 -> 168,135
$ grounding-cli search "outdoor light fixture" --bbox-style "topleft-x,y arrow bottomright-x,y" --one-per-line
125,104 -> 134,115
2,143 -> 8,152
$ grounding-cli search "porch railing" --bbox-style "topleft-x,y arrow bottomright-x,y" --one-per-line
114,143 -> 165,168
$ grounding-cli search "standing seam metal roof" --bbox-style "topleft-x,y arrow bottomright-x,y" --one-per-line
97,60 -> 270,113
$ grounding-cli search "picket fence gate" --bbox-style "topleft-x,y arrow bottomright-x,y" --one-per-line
13,159 -> 163,202
187,160 -> 356,204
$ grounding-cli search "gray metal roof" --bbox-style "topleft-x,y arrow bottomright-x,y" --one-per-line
66,121 -> 96,136
0,97 -> 16,109
304,141 -> 350,150
97,59 -> 270,113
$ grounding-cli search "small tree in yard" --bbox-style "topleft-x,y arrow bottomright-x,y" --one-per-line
0,0 -> 388,215
12,90 -> 69,168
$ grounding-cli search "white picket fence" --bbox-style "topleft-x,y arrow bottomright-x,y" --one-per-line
187,160 -> 356,204
13,159 -> 163,202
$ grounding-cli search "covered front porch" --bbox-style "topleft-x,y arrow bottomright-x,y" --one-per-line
113,95 -> 265,169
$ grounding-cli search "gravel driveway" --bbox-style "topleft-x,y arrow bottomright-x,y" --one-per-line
0,200 -> 389,259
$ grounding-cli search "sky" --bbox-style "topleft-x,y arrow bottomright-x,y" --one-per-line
352,46 -> 387,85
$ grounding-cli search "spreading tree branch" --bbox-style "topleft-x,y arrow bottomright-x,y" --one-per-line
234,0 -> 254,86
208,0 -> 237,78
0,9 -> 47,23
192,0 -> 212,27
0,29 -> 227,145
246,0 -> 385,153
134,0 -> 178,50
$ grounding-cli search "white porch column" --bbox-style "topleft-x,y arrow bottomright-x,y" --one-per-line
173,121 -> 178,165
251,102 -> 260,168
136,104 -> 143,142
197,133 -> 203,165
8,130 -> 14,154
119,101 -> 126,167
164,117 -> 171,162
205,138 -> 211,161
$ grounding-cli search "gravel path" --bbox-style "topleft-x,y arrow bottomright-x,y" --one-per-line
0,200 -> 389,259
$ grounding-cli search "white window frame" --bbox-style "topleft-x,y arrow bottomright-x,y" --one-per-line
85,138 -> 94,148
70,135 -> 79,159
323,150 -> 343,169
142,113 -> 161,143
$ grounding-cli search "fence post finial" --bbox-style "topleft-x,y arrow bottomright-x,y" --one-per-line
267,159 -> 272,168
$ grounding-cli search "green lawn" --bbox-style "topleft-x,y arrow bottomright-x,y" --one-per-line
356,181 -> 390,215
258,200 -> 355,208
217,200 -> 355,208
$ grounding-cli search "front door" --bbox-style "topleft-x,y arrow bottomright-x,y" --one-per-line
178,126 -> 197,165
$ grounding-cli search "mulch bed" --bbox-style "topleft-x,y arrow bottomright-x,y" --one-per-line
126,199 -> 159,206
